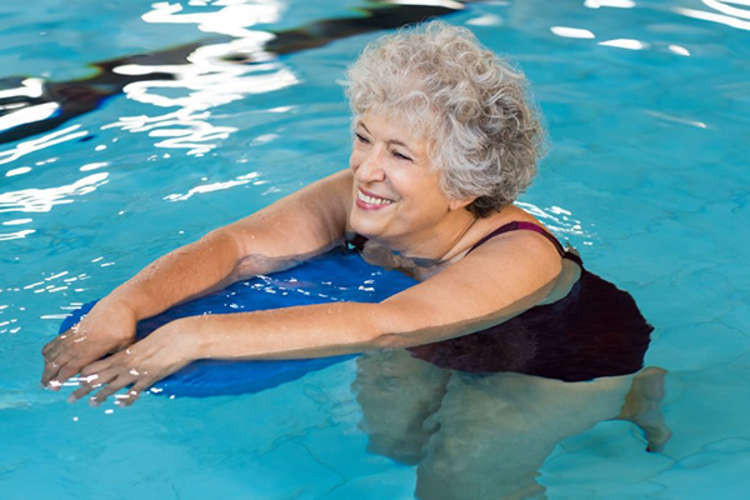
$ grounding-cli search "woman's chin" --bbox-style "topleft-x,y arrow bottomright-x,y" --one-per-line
349,211 -> 388,239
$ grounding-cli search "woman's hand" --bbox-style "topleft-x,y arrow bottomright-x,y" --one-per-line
41,298 -> 138,389
68,319 -> 199,406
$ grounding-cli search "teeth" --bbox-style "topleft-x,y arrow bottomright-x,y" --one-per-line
358,190 -> 393,205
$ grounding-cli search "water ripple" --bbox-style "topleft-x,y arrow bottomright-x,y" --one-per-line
141,0 -> 282,39
675,0 -> 750,31
0,172 -> 109,214
164,171 -> 261,201
0,125 -> 89,166
94,1 -> 298,156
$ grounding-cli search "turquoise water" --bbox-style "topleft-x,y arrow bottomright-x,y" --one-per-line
1,0 -> 749,498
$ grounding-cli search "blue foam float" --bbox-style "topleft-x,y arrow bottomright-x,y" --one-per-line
58,248 -> 417,397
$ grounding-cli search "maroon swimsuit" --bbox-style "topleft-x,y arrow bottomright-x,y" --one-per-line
348,221 -> 653,382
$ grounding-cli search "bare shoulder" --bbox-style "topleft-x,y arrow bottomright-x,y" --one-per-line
378,212 -> 564,336
461,206 -> 562,271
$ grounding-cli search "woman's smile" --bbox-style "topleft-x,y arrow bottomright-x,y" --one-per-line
355,187 -> 395,210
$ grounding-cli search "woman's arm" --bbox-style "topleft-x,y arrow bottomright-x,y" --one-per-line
107,169 -> 353,320
41,169 -> 353,388
71,229 -> 563,405
196,227 -> 564,356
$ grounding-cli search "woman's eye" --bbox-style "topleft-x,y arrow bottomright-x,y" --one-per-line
392,151 -> 413,162
355,133 -> 370,144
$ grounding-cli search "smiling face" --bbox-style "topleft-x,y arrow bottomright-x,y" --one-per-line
348,111 -> 470,253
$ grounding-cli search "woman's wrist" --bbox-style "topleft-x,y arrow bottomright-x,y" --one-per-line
155,315 -> 208,362
104,287 -> 150,321
83,295 -> 138,341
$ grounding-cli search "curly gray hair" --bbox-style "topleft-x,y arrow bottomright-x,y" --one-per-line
345,21 -> 544,217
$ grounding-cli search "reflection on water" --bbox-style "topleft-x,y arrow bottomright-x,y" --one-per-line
163,170 -> 263,201
584,0 -> 636,8
0,124 -> 89,165
515,201 -> 591,246
598,38 -> 647,50
103,59 -> 297,155
0,171 -> 109,213
141,0 -> 283,39
675,0 -> 750,31
0,170 -> 109,241
355,350 -> 670,499
0,1 -> 461,149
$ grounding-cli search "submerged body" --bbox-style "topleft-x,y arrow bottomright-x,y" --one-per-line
355,353 -> 669,499
350,221 -> 652,381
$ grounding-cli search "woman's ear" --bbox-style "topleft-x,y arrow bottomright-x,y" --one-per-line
448,196 -> 477,212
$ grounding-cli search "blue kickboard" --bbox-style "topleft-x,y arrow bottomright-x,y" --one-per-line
58,249 -> 417,397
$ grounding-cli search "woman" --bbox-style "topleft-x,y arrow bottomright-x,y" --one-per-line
41,22 -> 653,409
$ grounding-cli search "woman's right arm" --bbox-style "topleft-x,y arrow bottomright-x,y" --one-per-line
41,169 -> 353,388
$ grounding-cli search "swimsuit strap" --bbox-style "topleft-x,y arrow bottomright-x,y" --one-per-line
345,233 -> 368,253
346,221 -> 583,266
467,220 -> 583,266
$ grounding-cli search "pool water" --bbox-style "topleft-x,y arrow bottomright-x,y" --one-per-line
1,0 -> 749,498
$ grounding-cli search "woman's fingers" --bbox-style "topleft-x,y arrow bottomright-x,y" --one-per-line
41,329 -> 90,387
41,334 -> 62,358
41,301 -> 138,392
41,359 -> 61,388
90,375 -> 133,406
41,334 -> 69,386
67,369 -> 118,402
117,379 -> 154,407
53,362 -> 84,389
41,349 -> 76,388
60,327 -> 188,407
80,357 -> 113,377
68,362 -> 152,406
42,328 -> 77,361
68,381 -> 97,402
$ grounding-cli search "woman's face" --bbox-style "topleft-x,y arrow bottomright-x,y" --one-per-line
348,110 -> 461,248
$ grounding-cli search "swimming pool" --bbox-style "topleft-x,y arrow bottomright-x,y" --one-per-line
2,0 -> 749,497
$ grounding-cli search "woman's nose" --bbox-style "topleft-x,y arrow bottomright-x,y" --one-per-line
357,146 -> 386,182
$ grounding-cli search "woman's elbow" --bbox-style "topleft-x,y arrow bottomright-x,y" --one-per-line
369,332 -> 411,350
365,304 -> 419,350
200,227 -> 242,255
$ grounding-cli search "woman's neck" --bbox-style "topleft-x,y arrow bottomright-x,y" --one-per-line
385,209 -> 482,264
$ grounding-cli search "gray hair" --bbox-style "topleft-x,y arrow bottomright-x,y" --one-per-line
345,21 -> 544,217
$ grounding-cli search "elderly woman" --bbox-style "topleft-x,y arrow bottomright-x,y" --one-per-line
41,22 -> 652,409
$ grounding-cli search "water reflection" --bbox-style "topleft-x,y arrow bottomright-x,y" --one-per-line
0,1 -> 461,148
0,172 -> 109,213
515,201 -> 590,244
163,170 -> 263,201
675,0 -> 750,31
0,125 -> 89,166
549,26 -> 596,39
5,166 -> 32,177
141,0 -> 282,38
668,44 -> 691,56
355,350 -> 670,499
598,38 -> 647,50
584,0 -> 635,8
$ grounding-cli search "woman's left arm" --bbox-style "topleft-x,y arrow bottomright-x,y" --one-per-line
72,230 -> 562,406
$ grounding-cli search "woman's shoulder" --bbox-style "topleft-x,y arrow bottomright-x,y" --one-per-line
462,206 -> 562,257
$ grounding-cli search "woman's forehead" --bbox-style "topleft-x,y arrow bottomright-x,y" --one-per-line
356,108 -> 434,145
